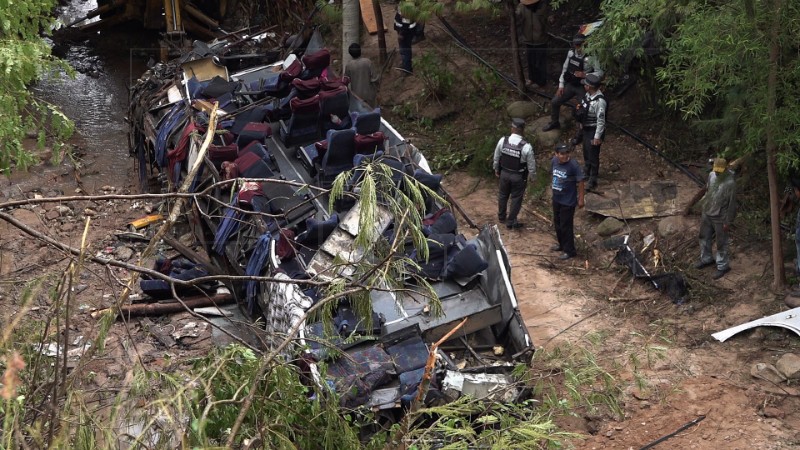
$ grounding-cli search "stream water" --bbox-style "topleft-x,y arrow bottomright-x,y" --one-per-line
30,0 -> 158,192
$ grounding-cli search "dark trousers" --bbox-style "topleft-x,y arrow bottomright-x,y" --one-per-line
550,83 -> 584,124
498,170 -> 527,224
553,201 -> 577,256
525,43 -> 547,86
399,34 -> 413,73
699,214 -> 730,270
582,127 -> 603,186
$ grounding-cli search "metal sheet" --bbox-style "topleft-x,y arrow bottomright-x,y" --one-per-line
181,57 -> 229,82
712,307 -> 800,342
585,180 -> 696,219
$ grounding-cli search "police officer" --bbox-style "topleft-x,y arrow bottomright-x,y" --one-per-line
542,34 -> 603,132
575,73 -> 606,190
493,118 -> 536,229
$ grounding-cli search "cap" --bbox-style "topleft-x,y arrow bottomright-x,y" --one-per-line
511,118 -> 526,129
582,73 -> 601,87
572,34 -> 587,46
555,143 -> 571,153
520,0 -> 540,4
713,157 -> 728,173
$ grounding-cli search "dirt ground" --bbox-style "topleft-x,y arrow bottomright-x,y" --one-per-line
2,2 -> 800,449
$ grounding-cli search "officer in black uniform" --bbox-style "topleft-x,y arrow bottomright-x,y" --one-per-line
542,34 -> 603,132
493,118 -> 536,229
574,73 -> 607,190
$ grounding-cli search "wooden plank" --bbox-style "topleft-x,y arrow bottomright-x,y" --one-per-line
360,0 -> 387,34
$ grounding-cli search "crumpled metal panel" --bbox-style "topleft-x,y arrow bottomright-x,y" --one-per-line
712,307 -> 800,342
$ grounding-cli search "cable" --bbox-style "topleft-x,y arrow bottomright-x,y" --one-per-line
638,415 -> 706,450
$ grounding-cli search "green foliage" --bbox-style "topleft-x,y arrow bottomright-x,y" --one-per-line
185,345 -> 364,448
532,336 -> 625,421
328,159 -> 445,319
402,395 -> 582,449
416,53 -> 456,101
592,0 -> 800,169
398,0 -> 444,23
467,126 -> 505,176
0,0 -> 74,173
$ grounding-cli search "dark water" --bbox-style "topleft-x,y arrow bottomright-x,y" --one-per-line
31,0 -> 158,192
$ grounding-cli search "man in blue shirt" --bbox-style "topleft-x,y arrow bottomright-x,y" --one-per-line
550,143 -> 585,260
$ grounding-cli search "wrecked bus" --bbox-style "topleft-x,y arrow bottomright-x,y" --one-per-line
128,30 -> 534,427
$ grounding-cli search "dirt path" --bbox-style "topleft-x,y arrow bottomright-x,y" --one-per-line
443,170 -> 800,449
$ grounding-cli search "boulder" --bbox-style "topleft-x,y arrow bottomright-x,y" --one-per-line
596,217 -> 624,237
528,116 -> 563,149
506,101 -> 540,120
776,353 -> 800,379
657,216 -> 687,238
750,362 -> 786,384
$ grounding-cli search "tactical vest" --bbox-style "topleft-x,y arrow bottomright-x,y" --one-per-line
563,52 -> 586,85
579,94 -> 605,127
499,137 -> 527,172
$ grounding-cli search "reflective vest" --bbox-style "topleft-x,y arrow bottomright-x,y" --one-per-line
579,94 -> 605,127
563,52 -> 586,85
499,137 -> 527,172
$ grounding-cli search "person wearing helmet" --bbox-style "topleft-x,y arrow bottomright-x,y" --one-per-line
542,33 -> 604,132
550,143 -> 584,260
493,118 -> 536,229
575,73 -> 607,190
694,158 -> 737,279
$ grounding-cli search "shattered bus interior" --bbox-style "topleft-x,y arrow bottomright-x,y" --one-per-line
128,29 -> 534,428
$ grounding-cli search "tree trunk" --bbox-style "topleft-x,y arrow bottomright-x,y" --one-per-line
342,0 -> 360,72
372,0 -> 387,64
506,0 -> 525,96
767,0 -> 785,291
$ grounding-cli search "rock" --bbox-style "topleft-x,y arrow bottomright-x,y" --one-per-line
11,209 -> 40,228
775,353 -> 800,379
785,295 -> 800,308
83,208 -> 97,216
607,162 -> 621,173
101,185 -> 115,192
506,101 -> 540,120
60,222 -> 76,233
761,407 -> 785,419
45,209 -> 61,221
596,217 -> 624,237
114,246 -> 135,261
73,284 -> 89,294
528,116 -> 563,149
658,216 -> 687,238
750,362 -> 787,384
56,205 -> 72,215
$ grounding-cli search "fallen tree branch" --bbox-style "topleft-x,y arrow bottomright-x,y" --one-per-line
114,291 -> 234,318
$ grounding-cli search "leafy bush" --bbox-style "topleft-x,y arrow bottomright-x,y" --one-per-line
416,53 -> 455,101
0,0 -> 74,172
